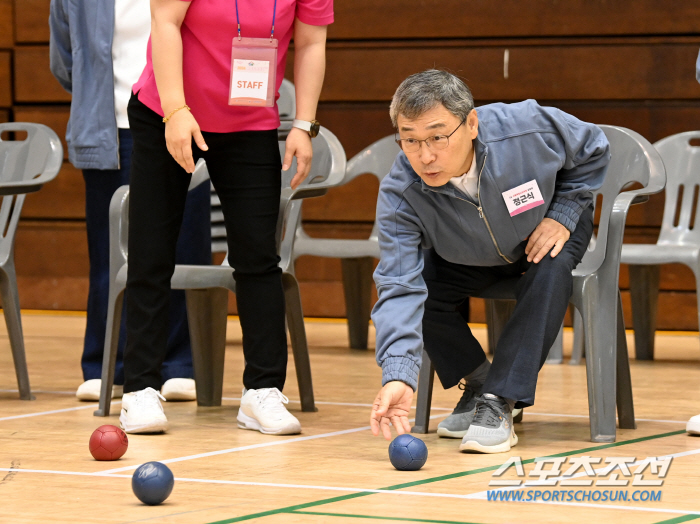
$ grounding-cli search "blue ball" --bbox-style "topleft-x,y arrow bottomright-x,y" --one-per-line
132,461 -> 174,505
388,434 -> 428,471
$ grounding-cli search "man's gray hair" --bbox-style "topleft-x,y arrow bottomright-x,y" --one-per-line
389,70 -> 474,127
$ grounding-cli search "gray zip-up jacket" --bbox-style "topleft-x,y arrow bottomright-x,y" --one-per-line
372,100 -> 610,390
49,0 -> 120,169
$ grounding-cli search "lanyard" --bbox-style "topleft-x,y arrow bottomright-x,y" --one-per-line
235,0 -> 278,41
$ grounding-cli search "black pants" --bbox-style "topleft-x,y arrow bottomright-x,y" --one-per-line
124,94 -> 287,393
422,206 -> 594,408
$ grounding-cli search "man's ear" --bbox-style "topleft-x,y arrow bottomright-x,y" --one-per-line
467,109 -> 479,139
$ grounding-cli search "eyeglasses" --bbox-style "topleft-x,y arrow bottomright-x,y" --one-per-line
395,119 -> 466,153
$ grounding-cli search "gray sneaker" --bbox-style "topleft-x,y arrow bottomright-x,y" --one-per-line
437,381 -> 482,438
459,394 -> 518,453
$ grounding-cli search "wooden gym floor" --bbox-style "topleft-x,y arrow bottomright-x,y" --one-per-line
0,311 -> 699,524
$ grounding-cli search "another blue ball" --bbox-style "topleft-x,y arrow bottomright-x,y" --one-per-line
388,434 -> 428,471
132,461 -> 174,505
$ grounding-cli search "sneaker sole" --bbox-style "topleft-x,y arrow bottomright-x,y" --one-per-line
459,431 -> 518,454
437,427 -> 468,439
237,410 -> 301,435
119,413 -> 168,434
687,421 -> 700,435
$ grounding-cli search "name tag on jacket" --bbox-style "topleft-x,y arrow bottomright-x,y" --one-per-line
502,180 -> 545,216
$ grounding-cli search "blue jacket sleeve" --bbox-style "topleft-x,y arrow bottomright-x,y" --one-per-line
371,174 -> 427,391
49,0 -> 73,93
541,106 -> 610,232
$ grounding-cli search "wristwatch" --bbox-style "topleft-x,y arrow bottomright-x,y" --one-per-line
292,119 -> 321,138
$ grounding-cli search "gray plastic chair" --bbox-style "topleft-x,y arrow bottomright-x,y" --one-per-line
0,123 -> 62,400
95,123 -> 346,417
290,135 -> 400,349
413,125 -> 666,443
620,131 -> 700,360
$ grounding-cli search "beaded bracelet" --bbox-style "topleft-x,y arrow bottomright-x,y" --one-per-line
162,104 -> 191,123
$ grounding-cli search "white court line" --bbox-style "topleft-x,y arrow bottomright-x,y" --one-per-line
1,467 -> 699,517
0,389 -> 74,395
98,413 -> 450,475
0,403 -> 116,422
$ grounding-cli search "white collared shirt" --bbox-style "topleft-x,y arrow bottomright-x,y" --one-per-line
449,155 -> 478,202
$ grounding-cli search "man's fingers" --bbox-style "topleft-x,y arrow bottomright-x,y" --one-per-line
391,415 -> 405,436
381,417 -> 393,440
550,238 -> 566,258
525,230 -> 542,255
370,414 -> 380,436
532,237 -> 558,263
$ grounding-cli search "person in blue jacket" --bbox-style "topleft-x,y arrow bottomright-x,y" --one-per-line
48,0 -> 211,402
369,70 -> 610,453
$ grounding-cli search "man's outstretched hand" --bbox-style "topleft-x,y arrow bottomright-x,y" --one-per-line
370,381 -> 414,440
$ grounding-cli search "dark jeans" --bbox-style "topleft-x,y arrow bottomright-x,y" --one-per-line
124,94 -> 287,393
81,129 -> 211,384
422,205 -> 594,408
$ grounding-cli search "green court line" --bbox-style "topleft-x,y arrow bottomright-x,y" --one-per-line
206,429 -> 685,524
652,516 -> 700,524
290,509 -> 482,524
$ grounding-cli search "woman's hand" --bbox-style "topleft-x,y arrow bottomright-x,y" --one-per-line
283,127 -> 313,189
164,108 -> 208,173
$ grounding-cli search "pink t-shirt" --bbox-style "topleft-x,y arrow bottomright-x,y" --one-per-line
133,0 -> 334,133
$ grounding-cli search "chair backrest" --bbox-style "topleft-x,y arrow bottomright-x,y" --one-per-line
653,131 -> 700,245
288,134 -> 401,253
0,123 -> 62,264
346,135 -> 401,241
575,125 -> 665,274
277,124 -> 347,270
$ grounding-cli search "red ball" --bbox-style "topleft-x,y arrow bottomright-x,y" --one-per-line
89,425 -> 128,461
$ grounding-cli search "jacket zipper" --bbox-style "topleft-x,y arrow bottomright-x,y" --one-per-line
430,151 -> 513,264
475,152 -> 513,263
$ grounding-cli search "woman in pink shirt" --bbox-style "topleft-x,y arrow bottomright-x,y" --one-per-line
120,0 -> 333,436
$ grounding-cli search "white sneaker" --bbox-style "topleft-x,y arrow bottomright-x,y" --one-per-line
119,387 -> 168,434
161,378 -> 196,401
237,388 -> 301,435
688,414 -> 700,435
76,379 -> 123,401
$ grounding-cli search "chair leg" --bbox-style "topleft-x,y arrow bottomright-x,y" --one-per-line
0,266 -> 33,400
340,257 -> 374,350
616,290 -> 636,430
485,299 -> 515,354
545,323 -> 564,364
95,288 -> 124,417
570,307 -> 585,365
186,288 -> 228,407
412,350 -> 434,434
581,284 -> 617,442
628,264 -> 659,360
282,273 -> 316,412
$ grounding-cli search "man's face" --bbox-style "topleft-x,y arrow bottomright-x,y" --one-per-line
396,104 -> 479,187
